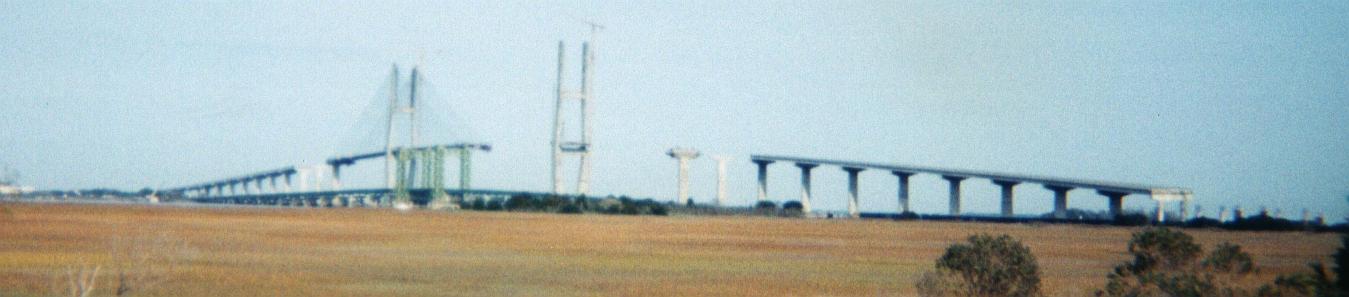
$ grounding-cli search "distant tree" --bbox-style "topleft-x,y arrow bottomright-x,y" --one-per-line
898,211 -> 919,220
917,234 -> 1042,297
1114,212 -> 1151,227
1186,217 -> 1223,229
558,204 -> 582,214
650,204 -> 669,216
755,201 -> 776,210
504,195 -> 532,210
781,201 -> 805,217
1232,211 -> 1300,231
620,204 -> 640,215
754,201 -> 777,216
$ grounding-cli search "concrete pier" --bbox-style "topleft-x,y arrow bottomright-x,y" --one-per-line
667,148 -> 700,206
942,175 -> 967,215
843,167 -> 864,218
992,180 -> 1020,217
754,160 -> 774,202
713,156 -> 730,207
796,163 -> 819,215
1099,190 -> 1128,217
1045,185 -> 1073,219
891,171 -> 914,214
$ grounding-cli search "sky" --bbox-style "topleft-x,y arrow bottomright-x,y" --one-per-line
2,1 -> 1347,220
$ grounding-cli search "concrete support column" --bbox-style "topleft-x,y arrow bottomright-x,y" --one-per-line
330,165 -> 342,191
713,156 -> 729,207
754,160 -> 774,202
992,180 -> 1020,218
796,163 -> 819,215
843,167 -> 864,218
1045,185 -> 1073,219
892,171 -> 914,214
1099,190 -> 1128,218
1155,199 -> 1167,224
1179,198 -> 1190,221
677,157 -> 692,205
942,175 -> 967,216
283,173 -> 293,193
668,148 -> 700,206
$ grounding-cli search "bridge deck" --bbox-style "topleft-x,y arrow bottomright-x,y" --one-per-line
751,154 -> 1190,195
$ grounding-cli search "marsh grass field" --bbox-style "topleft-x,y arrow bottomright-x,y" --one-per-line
0,202 -> 1338,296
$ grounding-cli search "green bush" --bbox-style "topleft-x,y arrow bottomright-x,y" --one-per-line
1337,235 -> 1348,291
1098,227 -> 1258,297
1257,233 -> 1348,297
917,234 -> 1042,297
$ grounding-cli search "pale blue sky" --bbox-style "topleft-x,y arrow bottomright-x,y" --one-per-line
2,1 -> 1346,219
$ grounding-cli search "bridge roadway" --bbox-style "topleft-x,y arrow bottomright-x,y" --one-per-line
164,143 -> 490,198
189,188 -> 538,208
751,155 -> 1192,222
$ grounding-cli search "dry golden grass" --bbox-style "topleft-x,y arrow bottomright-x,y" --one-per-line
0,202 -> 1338,296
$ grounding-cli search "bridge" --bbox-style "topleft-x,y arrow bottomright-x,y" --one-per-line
163,144 -> 493,208
751,155 -> 1192,222
152,41 -> 1192,223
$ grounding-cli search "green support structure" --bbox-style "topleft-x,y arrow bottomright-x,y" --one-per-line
428,148 -> 445,201
394,150 -> 411,204
459,148 -> 471,190
389,145 -> 476,208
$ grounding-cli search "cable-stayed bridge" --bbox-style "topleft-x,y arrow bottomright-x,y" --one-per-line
160,65 -> 526,209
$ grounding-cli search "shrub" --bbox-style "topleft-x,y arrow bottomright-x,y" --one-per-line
1126,227 -> 1202,272
1258,233 -> 1348,297
917,234 -> 1042,297
1203,243 -> 1254,274
1098,227 -> 1259,297
650,204 -> 669,216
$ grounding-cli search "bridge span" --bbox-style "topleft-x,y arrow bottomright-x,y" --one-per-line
751,155 -> 1192,222
164,143 -> 490,205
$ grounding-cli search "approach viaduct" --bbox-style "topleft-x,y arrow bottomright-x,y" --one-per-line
751,155 -> 1193,222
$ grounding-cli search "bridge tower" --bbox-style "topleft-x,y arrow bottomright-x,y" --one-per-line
550,39 -> 596,196
384,65 -> 422,190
